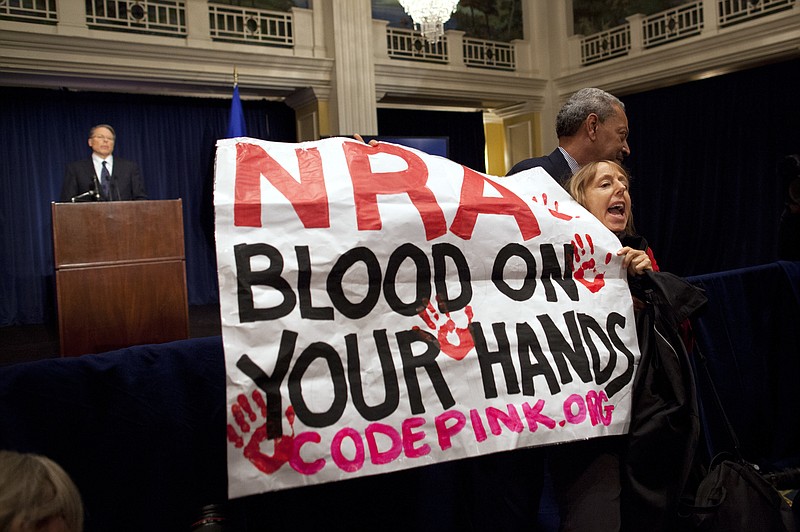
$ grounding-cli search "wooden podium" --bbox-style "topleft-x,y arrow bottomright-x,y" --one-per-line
52,200 -> 189,356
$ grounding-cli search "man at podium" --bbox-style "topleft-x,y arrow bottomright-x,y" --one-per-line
60,124 -> 148,202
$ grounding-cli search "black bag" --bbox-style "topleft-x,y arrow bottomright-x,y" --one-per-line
680,455 -> 796,531
677,344 -> 797,531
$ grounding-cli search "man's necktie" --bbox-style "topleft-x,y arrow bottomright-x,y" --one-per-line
100,161 -> 111,199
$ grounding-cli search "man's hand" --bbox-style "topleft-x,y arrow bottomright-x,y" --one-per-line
353,134 -> 379,146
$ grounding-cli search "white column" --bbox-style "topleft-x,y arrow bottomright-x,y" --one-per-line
325,0 -> 378,136
540,0 -> 573,151
539,0 -> 573,77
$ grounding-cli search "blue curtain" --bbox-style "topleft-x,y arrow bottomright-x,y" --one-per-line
0,87 -> 296,326
623,58 -> 800,277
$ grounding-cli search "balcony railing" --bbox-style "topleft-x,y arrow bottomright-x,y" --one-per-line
718,0 -> 795,26
384,28 -> 517,71
0,0 -> 57,23
85,0 -> 186,36
208,3 -> 292,47
463,37 -> 515,71
2,0 -> 794,72
386,27 -> 448,64
581,25 -> 630,65
643,2 -> 703,47
580,0 -> 797,65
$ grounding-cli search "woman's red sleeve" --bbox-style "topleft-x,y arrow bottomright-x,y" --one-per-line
646,247 -> 660,272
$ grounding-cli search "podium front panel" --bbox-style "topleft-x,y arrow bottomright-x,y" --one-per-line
52,200 -> 189,356
56,261 -> 189,356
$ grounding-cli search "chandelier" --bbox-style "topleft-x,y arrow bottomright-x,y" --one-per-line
399,0 -> 460,44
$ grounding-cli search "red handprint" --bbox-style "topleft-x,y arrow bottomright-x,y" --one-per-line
532,193 -> 573,220
415,301 -> 475,360
227,390 -> 295,475
572,233 -> 612,293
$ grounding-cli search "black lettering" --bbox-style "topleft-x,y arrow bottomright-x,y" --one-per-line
288,342 -> 348,428
605,312 -> 636,397
539,243 -> 579,303
537,311 -> 592,385
235,329 -> 297,439
234,242 -> 295,322
296,245 -> 334,320
345,330 -> 400,421
395,329 -> 455,414
516,322 -> 561,396
327,247 -> 381,319
471,321 -> 519,399
577,312 -> 617,386
432,242 -> 472,312
492,243 -> 537,301
383,243 -> 431,316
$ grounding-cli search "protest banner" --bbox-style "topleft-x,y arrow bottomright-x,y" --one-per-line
214,137 -> 641,498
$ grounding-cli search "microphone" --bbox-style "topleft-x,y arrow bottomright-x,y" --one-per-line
70,189 -> 96,202
91,172 -> 104,201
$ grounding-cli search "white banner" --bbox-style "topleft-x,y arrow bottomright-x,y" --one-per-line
214,137 -> 640,499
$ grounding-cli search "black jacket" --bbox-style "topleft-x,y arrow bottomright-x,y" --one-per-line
506,148 -> 573,184
60,157 -> 148,202
622,269 -> 707,531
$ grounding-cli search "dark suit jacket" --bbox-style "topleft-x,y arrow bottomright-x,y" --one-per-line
506,148 -> 573,184
60,157 -> 148,202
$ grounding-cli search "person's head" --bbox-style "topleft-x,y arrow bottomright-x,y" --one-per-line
556,88 -> 630,165
0,450 -> 84,532
565,160 -> 634,235
87,124 -> 116,158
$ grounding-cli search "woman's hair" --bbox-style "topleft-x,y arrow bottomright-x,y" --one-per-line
0,450 -> 84,532
564,160 -> 636,235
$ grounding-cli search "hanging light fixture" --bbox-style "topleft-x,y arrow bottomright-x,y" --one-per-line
399,0 -> 460,44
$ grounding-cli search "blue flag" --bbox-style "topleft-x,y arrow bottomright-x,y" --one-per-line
227,84 -> 246,138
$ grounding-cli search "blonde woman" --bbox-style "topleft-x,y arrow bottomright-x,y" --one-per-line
0,450 -> 83,532
564,159 -> 658,277
565,160 -> 705,532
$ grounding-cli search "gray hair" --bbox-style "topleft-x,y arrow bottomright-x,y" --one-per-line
88,124 -> 116,139
555,88 -> 625,138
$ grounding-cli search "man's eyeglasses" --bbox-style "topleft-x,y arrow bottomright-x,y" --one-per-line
91,135 -> 115,142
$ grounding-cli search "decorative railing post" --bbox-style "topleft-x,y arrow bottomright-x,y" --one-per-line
447,29 -> 465,68
372,19 -> 390,60
57,0 -> 87,33
567,34 -> 583,68
185,0 -> 210,45
702,0 -> 719,33
292,7 -> 313,56
511,39 -> 530,73
626,13 -> 645,55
